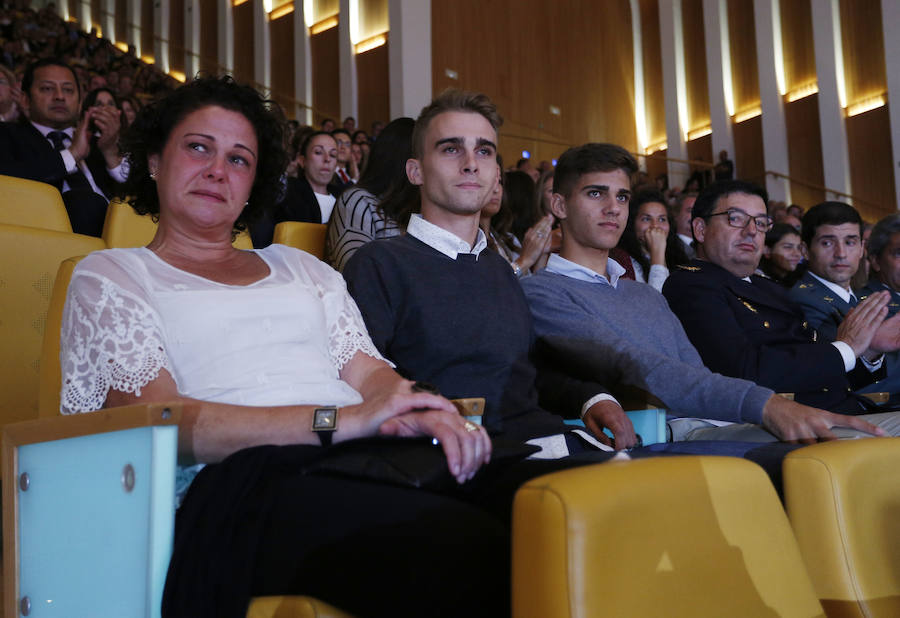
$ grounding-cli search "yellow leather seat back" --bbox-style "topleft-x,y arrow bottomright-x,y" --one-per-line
102,198 -> 254,249
784,439 -> 900,618
513,456 -> 824,618
247,596 -> 354,618
272,222 -> 327,259
0,224 -> 105,424
0,174 -> 72,233
37,256 -> 83,417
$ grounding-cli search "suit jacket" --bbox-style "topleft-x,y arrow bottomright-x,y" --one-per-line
0,121 -> 117,236
788,270 -> 852,342
249,175 -> 339,247
662,259 -> 879,411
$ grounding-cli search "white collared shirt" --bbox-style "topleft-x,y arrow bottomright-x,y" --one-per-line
808,271 -> 856,305
32,120 -> 127,192
545,253 -> 626,288
406,213 -> 488,260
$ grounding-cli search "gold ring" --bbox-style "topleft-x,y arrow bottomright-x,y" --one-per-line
464,421 -> 479,432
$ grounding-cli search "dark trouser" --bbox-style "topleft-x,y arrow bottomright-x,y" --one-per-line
62,188 -> 108,237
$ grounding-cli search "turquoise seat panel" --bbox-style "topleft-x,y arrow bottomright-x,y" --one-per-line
17,425 -> 177,617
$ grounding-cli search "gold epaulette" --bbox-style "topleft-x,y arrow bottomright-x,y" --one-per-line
677,265 -> 701,272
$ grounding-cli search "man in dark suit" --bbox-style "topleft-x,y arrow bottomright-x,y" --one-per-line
663,180 -> 900,416
0,58 -> 124,236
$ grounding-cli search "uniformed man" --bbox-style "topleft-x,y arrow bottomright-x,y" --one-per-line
663,180 -> 900,415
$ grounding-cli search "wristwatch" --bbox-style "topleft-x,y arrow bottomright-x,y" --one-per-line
312,406 -> 338,446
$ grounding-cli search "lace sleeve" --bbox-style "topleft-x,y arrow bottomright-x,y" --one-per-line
60,269 -> 171,414
325,281 -> 390,370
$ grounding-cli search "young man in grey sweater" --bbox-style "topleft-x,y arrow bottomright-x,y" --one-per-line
521,143 -> 886,443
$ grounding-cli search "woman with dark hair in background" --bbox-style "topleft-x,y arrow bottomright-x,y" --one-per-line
617,188 -> 688,291
325,117 -> 417,271
758,222 -> 804,287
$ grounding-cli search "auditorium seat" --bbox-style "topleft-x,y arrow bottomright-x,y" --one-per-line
512,456 -> 823,618
784,438 -> 900,617
102,198 -> 254,249
272,222 -> 327,259
0,224 -> 105,424
0,174 -> 72,233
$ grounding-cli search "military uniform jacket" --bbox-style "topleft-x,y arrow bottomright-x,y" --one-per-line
662,259 -> 878,411
788,270 -> 852,342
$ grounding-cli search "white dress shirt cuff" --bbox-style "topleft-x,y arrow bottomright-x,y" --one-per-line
108,159 -> 128,183
580,393 -> 622,419
832,341 -> 857,372
859,353 -> 884,372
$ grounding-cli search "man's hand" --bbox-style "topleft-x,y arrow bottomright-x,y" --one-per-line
92,105 -> 123,167
868,311 -> 900,354
761,394 -> 886,443
836,291 -> 889,356
68,111 -> 92,163
583,399 -> 637,450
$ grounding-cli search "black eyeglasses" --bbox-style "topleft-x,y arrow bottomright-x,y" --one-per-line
707,209 -> 773,232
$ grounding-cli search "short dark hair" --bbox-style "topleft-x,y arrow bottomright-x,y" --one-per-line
691,179 -> 769,222
411,89 -> 502,159
764,222 -> 801,249
22,57 -> 79,98
868,213 -> 900,259
552,143 -> 637,199
331,128 -> 350,140
119,74 -> 287,234
800,201 -> 862,246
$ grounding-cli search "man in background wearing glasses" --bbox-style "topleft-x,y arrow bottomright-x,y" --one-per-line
664,180 -> 900,420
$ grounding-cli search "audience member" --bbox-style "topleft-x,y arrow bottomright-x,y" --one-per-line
119,94 -> 140,126
672,191 -> 697,259
714,149 -> 734,180
851,221 -> 873,290
0,63 -> 22,122
617,187 -> 688,291
320,117 -> 335,132
370,119 -> 384,140
330,127 -> 356,188
516,156 -> 539,182
663,180 -> 900,417
758,222 -> 803,286
325,117 -> 414,271
60,75 -> 502,618
522,143 -> 884,442
344,90 -> 632,450
342,115 -> 355,132
0,58 -> 125,236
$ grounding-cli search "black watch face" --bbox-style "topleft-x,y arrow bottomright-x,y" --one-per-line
313,408 -> 337,430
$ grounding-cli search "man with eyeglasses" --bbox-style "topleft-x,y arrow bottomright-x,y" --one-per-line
663,180 -> 900,418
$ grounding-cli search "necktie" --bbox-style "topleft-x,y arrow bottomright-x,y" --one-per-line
337,168 -> 350,183
47,130 -> 92,192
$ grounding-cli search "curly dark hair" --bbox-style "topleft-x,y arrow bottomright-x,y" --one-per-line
118,75 -> 288,234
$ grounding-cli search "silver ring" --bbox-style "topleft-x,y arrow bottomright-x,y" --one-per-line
464,421 -> 479,432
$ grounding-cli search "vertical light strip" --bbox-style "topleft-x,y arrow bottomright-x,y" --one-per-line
630,0 -> 648,154
673,1 -> 689,141
303,0 -> 314,27
718,0 -> 735,116
772,0 -> 786,95
349,0 -> 360,44
830,0 -> 847,108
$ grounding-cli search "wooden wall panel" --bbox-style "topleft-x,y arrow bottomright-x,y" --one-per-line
727,0 -> 758,113
269,11 -> 295,117
91,0 -> 102,33
839,0 -> 886,102
779,0 -> 815,91
114,0 -> 127,46
311,24 -> 340,125
686,133 -> 713,187
640,0 -> 666,147
356,41 -> 389,133
141,0 -> 154,62
732,115 -> 764,186
232,1 -> 254,84
682,0 -> 709,130
645,149 -> 668,185
358,0 -> 388,40
69,0 -> 78,22
312,0 -> 339,22
847,105 -> 896,219
432,0 -> 636,168
784,95 -> 824,208
199,0 -> 218,74
169,0 -> 185,73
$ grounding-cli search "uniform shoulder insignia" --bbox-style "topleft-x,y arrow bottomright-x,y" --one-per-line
824,296 -> 835,303
798,283 -> 813,289
755,271 -> 772,280
740,299 -> 758,314
677,265 -> 701,272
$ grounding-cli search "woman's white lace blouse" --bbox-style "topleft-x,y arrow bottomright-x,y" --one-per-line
60,245 -> 386,415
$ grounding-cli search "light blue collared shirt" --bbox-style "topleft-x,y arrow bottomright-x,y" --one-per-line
545,253 -> 627,288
